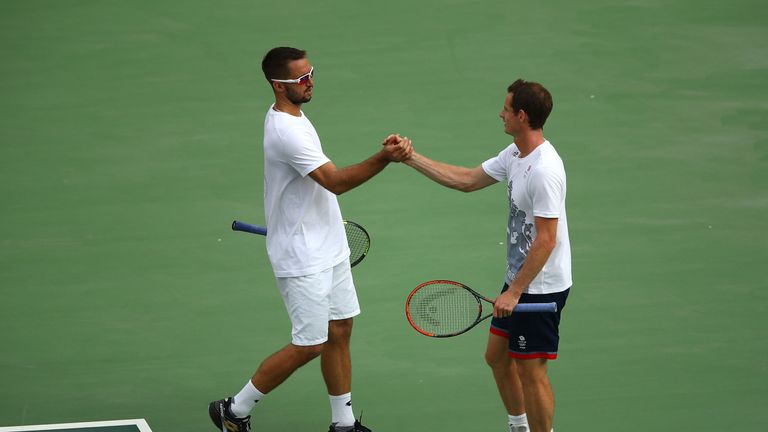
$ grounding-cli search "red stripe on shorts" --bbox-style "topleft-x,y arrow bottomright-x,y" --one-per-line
489,327 -> 509,338
508,352 -> 558,360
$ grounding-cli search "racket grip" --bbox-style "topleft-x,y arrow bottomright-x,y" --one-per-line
231,220 -> 267,236
514,302 -> 558,313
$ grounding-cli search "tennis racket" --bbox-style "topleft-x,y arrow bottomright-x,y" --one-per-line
405,280 -> 557,338
231,220 -> 371,267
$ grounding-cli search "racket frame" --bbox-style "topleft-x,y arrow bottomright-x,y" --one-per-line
231,219 -> 370,268
405,280 -> 491,338
343,220 -> 370,267
405,279 -> 558,338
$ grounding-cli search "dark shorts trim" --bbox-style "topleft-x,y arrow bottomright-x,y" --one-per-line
489,285 -> 570,360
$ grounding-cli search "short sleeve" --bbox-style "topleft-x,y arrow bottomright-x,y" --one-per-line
481,144 -> 516,182
529,167 -> 565,218
279,127 -> 330,177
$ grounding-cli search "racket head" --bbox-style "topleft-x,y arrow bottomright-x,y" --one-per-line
405,280 -> 485,338
343,220 -> 370,267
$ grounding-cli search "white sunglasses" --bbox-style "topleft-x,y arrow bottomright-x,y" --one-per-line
270,66 -> 314,85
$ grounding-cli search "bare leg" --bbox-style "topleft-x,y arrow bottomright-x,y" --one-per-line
250,343 -> 324,393
321,318 -> 353,395
485,333 -> 526,415
515,358 -> 553,432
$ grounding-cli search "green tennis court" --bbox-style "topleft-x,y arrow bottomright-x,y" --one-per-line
1,1 -> 766,431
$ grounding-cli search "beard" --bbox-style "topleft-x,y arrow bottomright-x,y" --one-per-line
286,87 -> 312,104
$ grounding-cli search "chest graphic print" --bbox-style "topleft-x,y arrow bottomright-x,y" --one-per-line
506,179 -> 534,278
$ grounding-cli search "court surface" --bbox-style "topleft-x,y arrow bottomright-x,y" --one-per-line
1,1 -> 766,431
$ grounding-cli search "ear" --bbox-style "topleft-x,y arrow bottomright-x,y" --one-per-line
272,81 -> 285,93
518,109 -> 529,125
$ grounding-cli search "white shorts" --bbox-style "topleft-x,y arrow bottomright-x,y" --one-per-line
276,259 -> 360,346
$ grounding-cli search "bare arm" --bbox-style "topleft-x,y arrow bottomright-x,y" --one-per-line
493,216 -> 558,317
309,140 -> 412,195
404,151 -> 497,192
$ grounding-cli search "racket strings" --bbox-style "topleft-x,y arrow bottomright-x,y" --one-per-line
408,283 -> 481,336
344,222 -> 370,266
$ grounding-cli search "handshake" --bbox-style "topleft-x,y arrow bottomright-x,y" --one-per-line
380,133 -> 414,163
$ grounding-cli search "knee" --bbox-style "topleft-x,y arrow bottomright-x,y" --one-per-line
295,343 -> 325,361
485,350 -> 509,370
328,318 -> 353,341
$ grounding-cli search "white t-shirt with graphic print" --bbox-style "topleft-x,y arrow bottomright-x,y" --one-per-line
482,141 -> 572,294
262,105 -> 349,277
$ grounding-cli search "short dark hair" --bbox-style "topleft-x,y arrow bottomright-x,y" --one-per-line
261,47 -> 307,82
507,79 -> 553,130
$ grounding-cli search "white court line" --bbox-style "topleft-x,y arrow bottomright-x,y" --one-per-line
0,419 -> 152,432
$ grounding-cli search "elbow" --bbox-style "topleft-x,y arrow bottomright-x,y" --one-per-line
541,237 -> 557,252
327,182 -> 350,195
454,172 -> 484,193
456,182 -> 481,193
533,231 -> 557,253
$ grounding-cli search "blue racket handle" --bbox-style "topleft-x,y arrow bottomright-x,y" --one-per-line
232,220 -> 267,236
514,302 -> 558,313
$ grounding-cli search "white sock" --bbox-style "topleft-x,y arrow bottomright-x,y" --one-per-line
508,413 -> 529,432
329,393 -> 355,427
230,380 -> 265,418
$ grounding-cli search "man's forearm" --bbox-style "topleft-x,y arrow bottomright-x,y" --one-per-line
405,152 -> 482,192
331,151 -> 390,195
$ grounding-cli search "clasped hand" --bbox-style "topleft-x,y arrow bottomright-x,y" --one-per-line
381,133 -> 413,162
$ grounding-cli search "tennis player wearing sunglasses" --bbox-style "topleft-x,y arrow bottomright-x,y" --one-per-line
207,47 -> 412,432
270,65 -> 314,85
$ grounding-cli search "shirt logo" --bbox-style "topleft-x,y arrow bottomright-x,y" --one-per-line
523,164 -> 532,179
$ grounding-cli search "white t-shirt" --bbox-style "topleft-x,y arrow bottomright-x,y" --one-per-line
482,141 -> 572,294
262,105 -> 349,277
